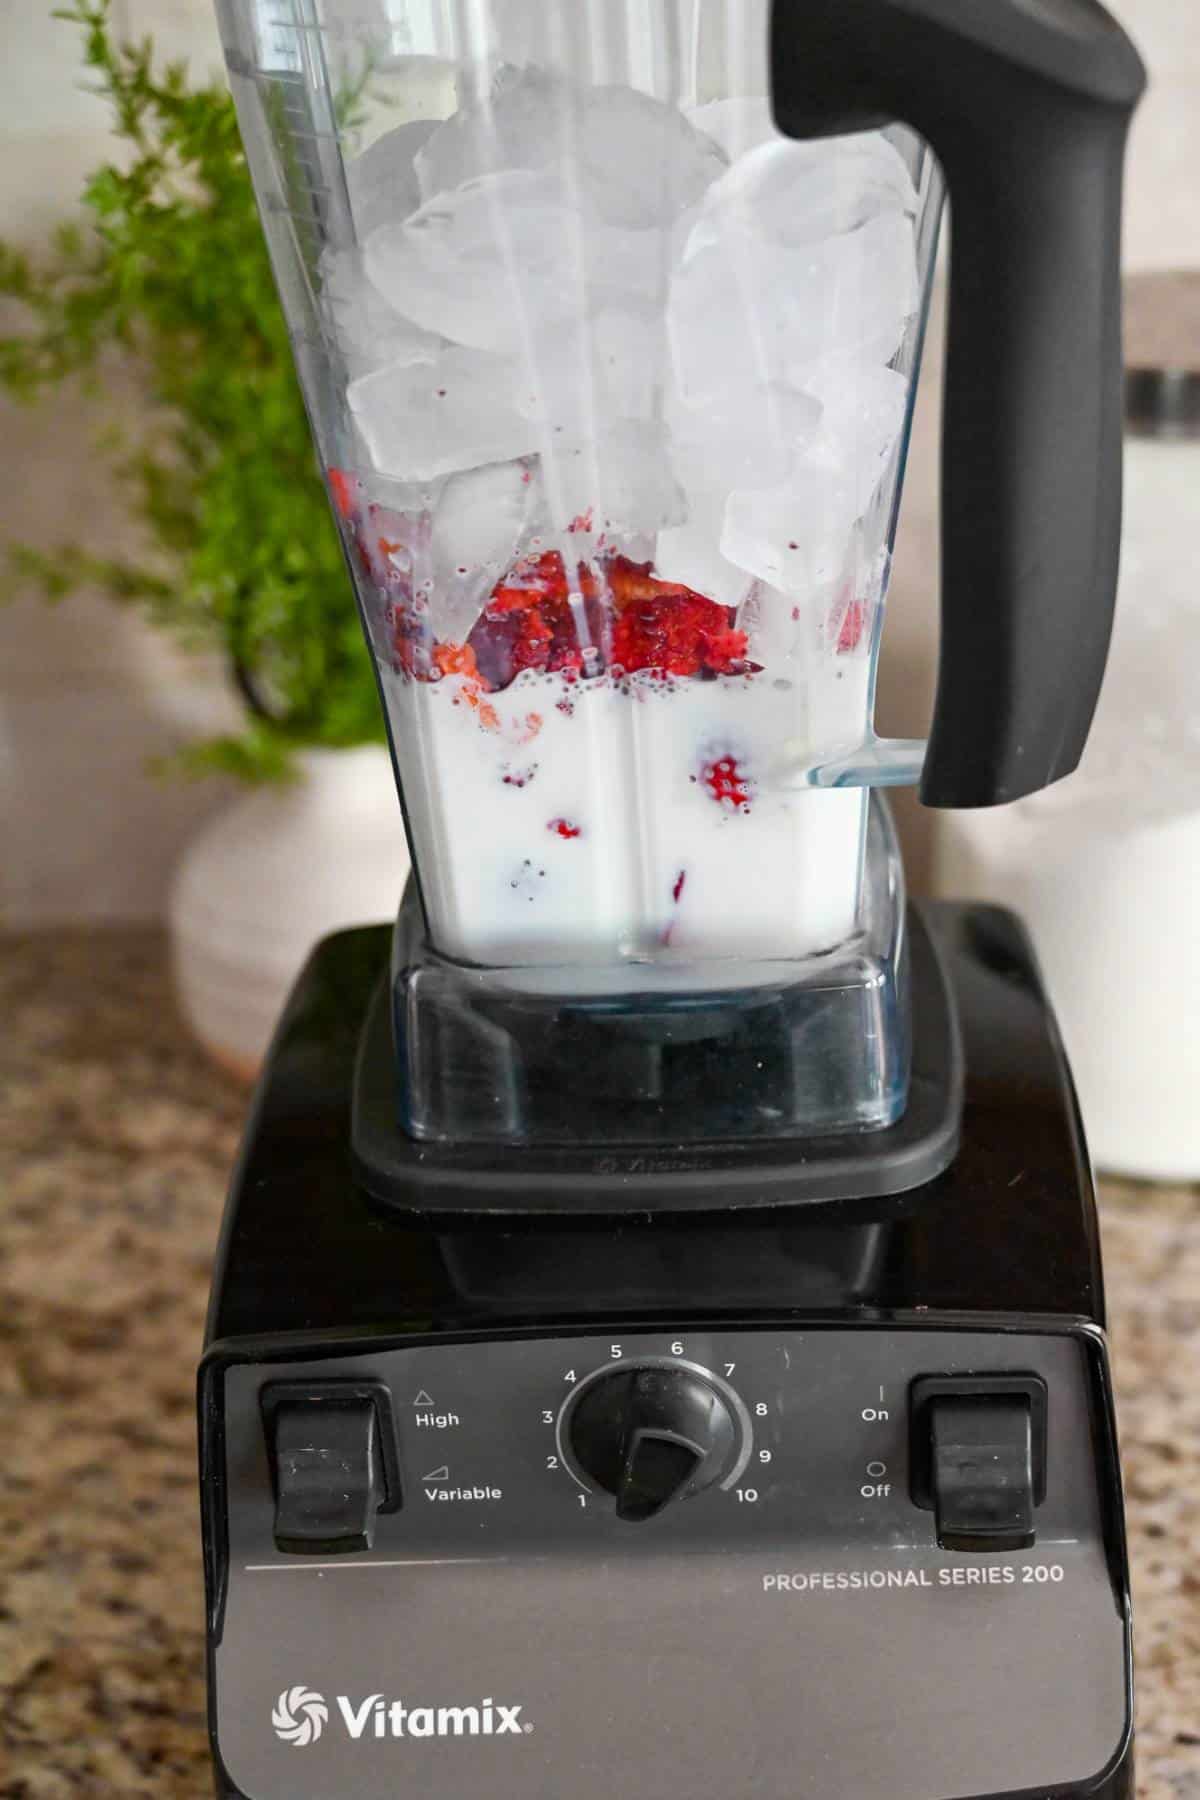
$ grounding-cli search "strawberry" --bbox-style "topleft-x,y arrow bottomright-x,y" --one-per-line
466,552 -> 605,689
699,753 -> 754,812
327,466 -> 358,521
611,596 -> 748,678
444,549 -> 753,689
433,642 -> 479,679
836,598 -> 868,654
605,559 -> 692,610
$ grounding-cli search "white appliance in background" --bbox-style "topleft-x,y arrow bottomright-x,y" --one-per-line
937,362 -> 1200,1182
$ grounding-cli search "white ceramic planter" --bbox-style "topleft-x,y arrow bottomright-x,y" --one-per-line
169,744 -> 410,1080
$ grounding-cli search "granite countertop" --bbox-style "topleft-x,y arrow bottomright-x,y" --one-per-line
2,931 -> 1198,1798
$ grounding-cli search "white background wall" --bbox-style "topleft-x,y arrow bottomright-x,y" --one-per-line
1,0 -> 1196,924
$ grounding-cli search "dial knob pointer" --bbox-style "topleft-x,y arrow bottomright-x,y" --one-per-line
616,1426 -> 706,1521
568,1365 -> 738,1521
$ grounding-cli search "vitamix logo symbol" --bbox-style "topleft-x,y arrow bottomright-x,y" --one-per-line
271,1688 -> 532,1748
271,1686 -> 328,1746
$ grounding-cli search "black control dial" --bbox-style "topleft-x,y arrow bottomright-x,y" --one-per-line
566,1365 -> 739,1521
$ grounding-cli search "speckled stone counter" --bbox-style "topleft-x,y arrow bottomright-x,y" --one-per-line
2,931 -> 1198,1798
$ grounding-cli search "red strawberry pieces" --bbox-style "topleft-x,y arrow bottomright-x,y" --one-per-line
836,598 -> 868,654
610,592 -> 748,680
327,467 -> 754,688
459,552 -> 749,692
700,753 -> 754,811
605,557 -> 748,679
465,553 -> 598,690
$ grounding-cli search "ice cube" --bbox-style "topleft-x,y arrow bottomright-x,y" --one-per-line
415,65 -> 559,200
543,419 -> 686,536
589,305 -> 668,419
721,457 -> 864,596
348,418 -> 445,514
430,458 -> 539,639
322,246 -> 441,378
687,97 -> 777,162
579,84 -> 727,229
710,132 -> 920,248
432,458 -> 535,575
736,578 -> 807,663
668,382 -> 820,493
345,118 -> 438,240
654,490 -> 754,609
719,365 -> 906,597
347,346 -> 540,481
363,169 -> 581,353
513,305 -> 669,443
590,216 -> 684,311
791,211 -> 920,375
799,360 -> 911,511
669,209 -> 919,404
416,65 -> 725,229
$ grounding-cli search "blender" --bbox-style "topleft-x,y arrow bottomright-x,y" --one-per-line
198,3 -> 1146,1796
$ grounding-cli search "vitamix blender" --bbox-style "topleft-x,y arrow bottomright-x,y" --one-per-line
199,2 -> 1146,1795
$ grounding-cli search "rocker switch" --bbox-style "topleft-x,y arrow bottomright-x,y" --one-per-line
262,1381 -> 402,1556
910,1374 -> 1048,1554
930,1396 -> 1035,1551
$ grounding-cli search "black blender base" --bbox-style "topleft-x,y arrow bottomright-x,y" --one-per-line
352,902 -> 964,1217
200,901 -> 1131,1800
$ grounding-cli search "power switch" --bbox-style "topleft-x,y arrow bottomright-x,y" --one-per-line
910,1375 -> 1048,1553
261,1381 -> 402,1555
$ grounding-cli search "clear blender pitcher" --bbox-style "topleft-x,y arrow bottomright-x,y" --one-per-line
218,0 -> 942,920
214,0 -> 943,1143
212,0 -> 1134,1151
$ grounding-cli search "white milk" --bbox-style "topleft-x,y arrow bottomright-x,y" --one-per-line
383,662 -> 867,970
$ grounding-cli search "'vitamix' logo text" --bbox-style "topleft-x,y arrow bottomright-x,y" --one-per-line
272,1688 -> 531,1748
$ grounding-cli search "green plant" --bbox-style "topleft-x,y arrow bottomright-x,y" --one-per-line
0,0 -> 383,780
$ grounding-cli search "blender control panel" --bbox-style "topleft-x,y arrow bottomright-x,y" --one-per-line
211,1328 -> 1129,1800
221,1328 -> 1087,1556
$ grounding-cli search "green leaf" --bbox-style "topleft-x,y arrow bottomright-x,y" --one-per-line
0,0 -> 383,782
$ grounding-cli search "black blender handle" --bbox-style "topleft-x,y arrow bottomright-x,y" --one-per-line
771,0 -> 1146,807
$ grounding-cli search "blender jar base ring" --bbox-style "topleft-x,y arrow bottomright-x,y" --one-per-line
350,900 -> 963,1218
